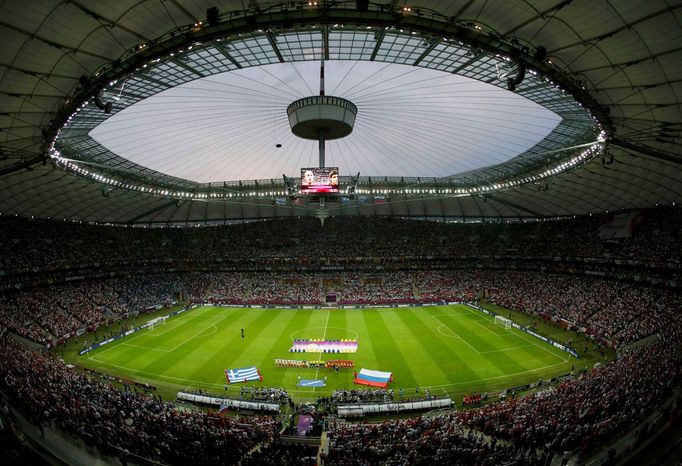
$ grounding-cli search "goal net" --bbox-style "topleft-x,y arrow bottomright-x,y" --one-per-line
148,317 -> 166,330
494,315 -> 512,329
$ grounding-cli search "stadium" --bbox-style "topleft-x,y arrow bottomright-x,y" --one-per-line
0,1 -> 681,465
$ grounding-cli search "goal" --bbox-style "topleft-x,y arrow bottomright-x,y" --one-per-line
494,315 -> 512,330
148,317 -> 166,330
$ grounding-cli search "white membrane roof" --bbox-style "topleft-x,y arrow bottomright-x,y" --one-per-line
89,61 -> 560,182
0,1 -> 680,223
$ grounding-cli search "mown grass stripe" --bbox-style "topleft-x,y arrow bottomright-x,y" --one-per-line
197,308 -> 289,382
446,312 -> 540,375
395,308 -> 481,387
141,308 -> 255,380
363,309 -> 417,388
144,308 -> 227,352
90,308 -> 219,367
78,305 -> 579,401
255,309 -> 317,388
183,308 -> 291,385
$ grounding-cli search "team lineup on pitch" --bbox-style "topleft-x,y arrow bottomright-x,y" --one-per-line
83,304 -> 574,401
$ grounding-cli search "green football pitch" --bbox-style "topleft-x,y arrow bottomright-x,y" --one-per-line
80,304 -> 576,401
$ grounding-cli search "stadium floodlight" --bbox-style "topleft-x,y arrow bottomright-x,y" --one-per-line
282,174 -> 299,197
93,91 -> 112,114
346,172 -> 361,198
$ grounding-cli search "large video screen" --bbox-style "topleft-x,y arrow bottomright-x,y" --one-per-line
300,167 -> 339,194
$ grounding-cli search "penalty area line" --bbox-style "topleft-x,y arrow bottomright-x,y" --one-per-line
164,315 -> 229,353
120,342 -> 170,353
479,344 -> 534,354
472,320 -> 506,337
464,305 -> 570,363
432,315 -> 480,354
87,357 -> 228,389
144,319 -> 184,337
514,329 -> 570,364
422,359 -> 569,390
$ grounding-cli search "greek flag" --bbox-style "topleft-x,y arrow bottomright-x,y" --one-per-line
225,366 -> 260,383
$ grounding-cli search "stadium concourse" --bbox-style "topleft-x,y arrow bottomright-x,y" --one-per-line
0,210 -> 679,465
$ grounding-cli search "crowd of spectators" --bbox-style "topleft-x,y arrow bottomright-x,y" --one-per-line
1,206 -> 680,281
331,388 -> 395,404
0,206 -> 679,464
204,273 -> 254,303
241,443 -> 318,466
462,393 -> 485,406
336,273 -> 417,305
7,288 -> 83,338
412,270 -> 479,302
0,268 -> 679,349
248,274 -> 322,305
239,386 -> 290,403
327,317 -> 682,463
484,271 -> 681,346
327,415 -> 527,465
0,273 -> 208,341
0,337 -> 278,465
0,294 -> 49,343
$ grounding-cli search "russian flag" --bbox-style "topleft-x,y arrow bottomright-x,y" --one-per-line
354,368 -> 392,388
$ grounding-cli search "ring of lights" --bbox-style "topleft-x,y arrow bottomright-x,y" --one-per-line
48,4 -> 608,202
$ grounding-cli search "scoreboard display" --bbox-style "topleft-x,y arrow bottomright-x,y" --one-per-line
300,167 -> 339,194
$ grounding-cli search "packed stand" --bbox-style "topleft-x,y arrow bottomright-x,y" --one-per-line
328,316 -> 682,463
485,271 -> 681,346
327,415 -> 527,466
241,443 -> 318,466
412,270 -> 480,302
336,273 -> 416,305
248,274 -> 321,305
457,332 -> 681,456
203,272 -> 253,304
14,289 -> 82,338
331,388 -> 394,404
1,206 -> 680,280
1,269 -> 679,347
0,337 -> 278,465
0,273 -> 196,341
0,294 -> 49,343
